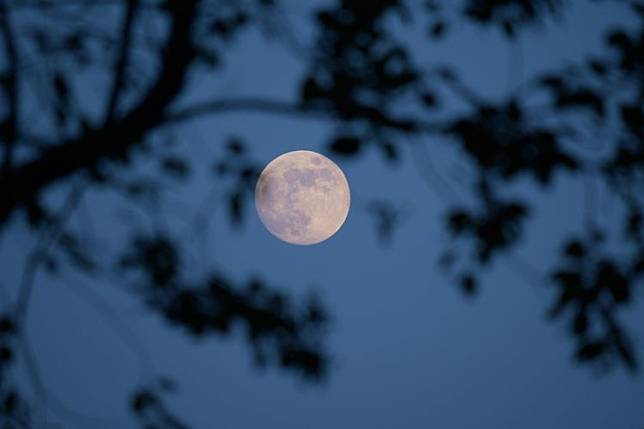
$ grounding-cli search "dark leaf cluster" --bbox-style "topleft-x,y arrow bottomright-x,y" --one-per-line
549,236 -> 642,371
118,234 -> 329,380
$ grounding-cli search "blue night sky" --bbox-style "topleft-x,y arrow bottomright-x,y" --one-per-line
1,1 -> 643,428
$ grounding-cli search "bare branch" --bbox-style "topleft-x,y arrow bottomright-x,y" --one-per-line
166,98 -> 318,123
0,0 -> 200,225
104,0 -> 140,123
165,97 -> 448,133
0,1 -> 19,174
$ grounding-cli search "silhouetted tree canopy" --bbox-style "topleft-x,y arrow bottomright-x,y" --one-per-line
0,0 -> 642,427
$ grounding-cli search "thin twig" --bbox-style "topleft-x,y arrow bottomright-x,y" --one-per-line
15,185 -> 84,324
165,97 -> 446,134
104,0 -> 140,123
0,0 -> 19,174
19,335 -> 130,427
11,184 -> 84,423
13,182 -> 143,427
408,134 -> 461,204
0,0 -> 200,224
62,274 -> 154,382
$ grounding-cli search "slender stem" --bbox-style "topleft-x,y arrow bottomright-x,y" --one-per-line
15,185 -> 84,325
104,0 -> 140,123
0,0 -> 19,174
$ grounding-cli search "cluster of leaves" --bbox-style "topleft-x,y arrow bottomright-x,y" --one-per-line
0,316 -> 30,428
464,0 -> 564,37
447,197 -> 528,261
118,234 -> 328,379
549,230 -> 644,371
449,100 -> 578,184
130,378 -> 189,429
1,0 -> 644,426
443,179 -> 529,294
301,0 -> 421,160
193,0 -> 269,67
438,99 -> 574,294
0,1 -> 321,426
539,74 -> 605,118
536,10 -> 644,370
367,200 -> 408,244
424,0 -> 565,41
313,0 -> 644,371
602,13 -> 644,188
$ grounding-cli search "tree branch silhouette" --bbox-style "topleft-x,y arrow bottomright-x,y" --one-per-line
167,97 -> 447,132
1,0 -> 643,427
0,1 -> 18,174
0,0 -> 198,224
104,0 -> 140,123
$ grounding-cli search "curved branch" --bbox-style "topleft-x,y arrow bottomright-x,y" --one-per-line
165,97 -> 448,134
0,0 -> 199,225
166,98 -> 319,123
15,185 -> 84,325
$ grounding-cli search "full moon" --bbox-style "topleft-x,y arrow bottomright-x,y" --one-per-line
255,150 -> 350,245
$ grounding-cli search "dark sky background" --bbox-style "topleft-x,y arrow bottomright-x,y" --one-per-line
1,1 -> 643,428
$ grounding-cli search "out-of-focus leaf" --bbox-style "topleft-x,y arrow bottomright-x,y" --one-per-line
429,21 -> 448,38
160,156 -> 190,179
576,340 -> 606,361
329,136 -> 361,155
228,189 -> 244,225
460,273 -> 477,295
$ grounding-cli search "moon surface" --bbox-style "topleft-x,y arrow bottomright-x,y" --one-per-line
255,150 -> 350,245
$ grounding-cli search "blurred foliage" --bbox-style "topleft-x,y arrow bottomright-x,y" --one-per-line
131,378 -> 189,429
0,0 -> 643,426
118,233 -> 328,379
